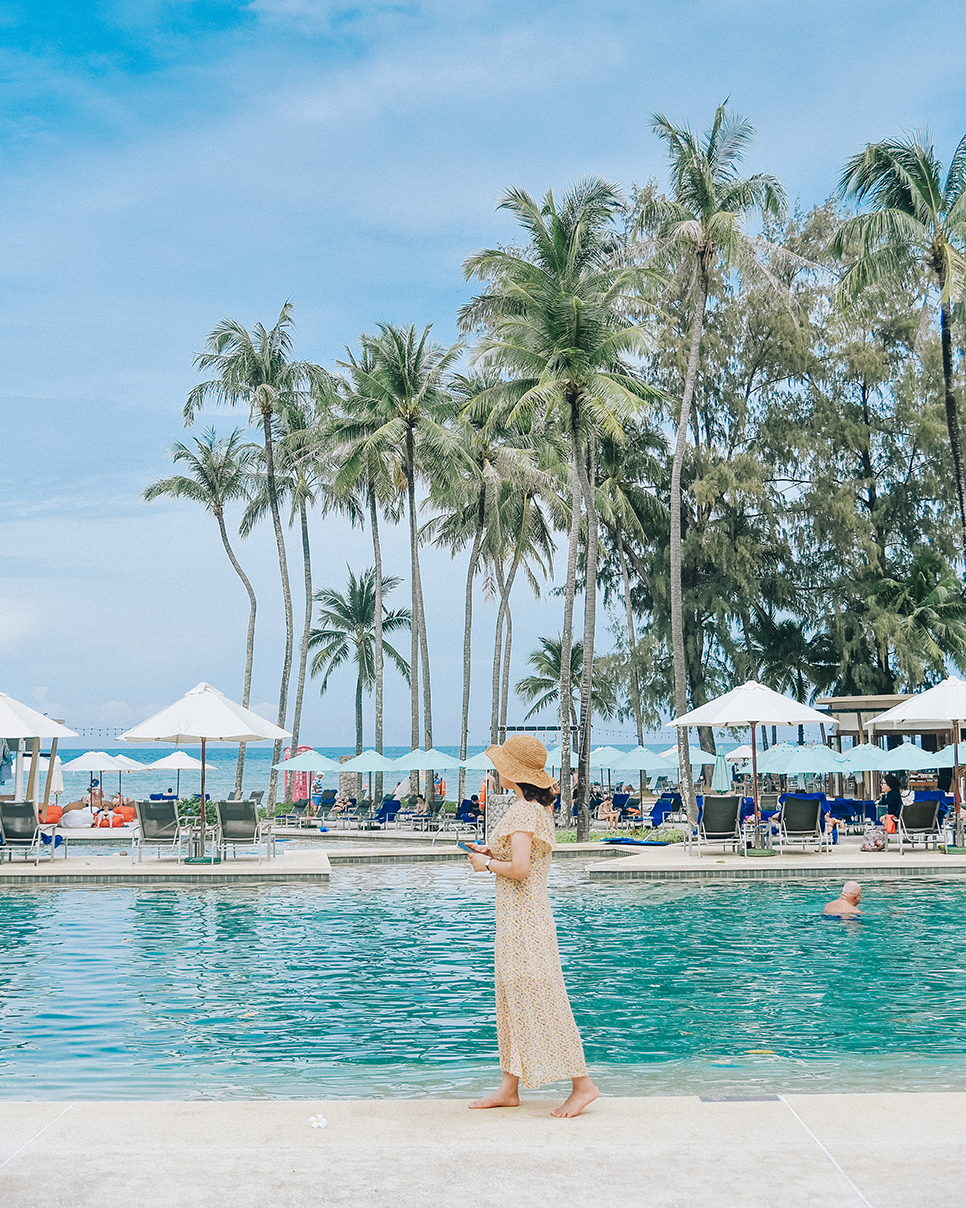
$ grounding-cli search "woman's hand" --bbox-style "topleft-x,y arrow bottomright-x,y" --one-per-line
467,851 -> 491,872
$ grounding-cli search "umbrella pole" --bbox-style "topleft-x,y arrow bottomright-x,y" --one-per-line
42,738 -> 58,808
200,739 -> 207,853
955,722 -> 963,849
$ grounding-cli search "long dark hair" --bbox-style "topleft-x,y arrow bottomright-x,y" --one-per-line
517,781 -> 557,808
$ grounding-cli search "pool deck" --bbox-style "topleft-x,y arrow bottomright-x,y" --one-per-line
589,836 -> 966,881
1,1092 -> 963,1206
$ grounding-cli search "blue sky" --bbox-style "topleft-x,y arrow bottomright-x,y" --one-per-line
0,0 -> 963,747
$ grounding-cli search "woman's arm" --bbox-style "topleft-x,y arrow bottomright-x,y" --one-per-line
468,830 -> 532,881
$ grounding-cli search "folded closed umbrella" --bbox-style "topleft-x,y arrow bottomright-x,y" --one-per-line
710,753 -> 732,792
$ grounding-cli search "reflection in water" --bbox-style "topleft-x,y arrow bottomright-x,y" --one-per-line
1,869 -> 966,1099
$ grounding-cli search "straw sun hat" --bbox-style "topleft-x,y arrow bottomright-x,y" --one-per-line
485,734 -> 554,789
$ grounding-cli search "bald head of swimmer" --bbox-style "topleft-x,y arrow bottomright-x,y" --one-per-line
842,881 -> 861,905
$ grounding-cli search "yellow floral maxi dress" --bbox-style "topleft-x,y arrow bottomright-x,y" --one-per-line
490,799 -> 588,1088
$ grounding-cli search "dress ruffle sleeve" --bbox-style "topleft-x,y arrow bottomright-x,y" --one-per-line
492,800 -> 555,856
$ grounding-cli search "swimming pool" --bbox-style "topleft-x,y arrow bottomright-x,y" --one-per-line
2,864 -> 965,1099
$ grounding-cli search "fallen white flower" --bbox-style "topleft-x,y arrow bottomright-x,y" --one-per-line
308,1115 -> 327,1129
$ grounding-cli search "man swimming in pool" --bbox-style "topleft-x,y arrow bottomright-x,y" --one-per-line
823,881 -> 862,916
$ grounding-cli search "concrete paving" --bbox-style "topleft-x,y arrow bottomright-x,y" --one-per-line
590,834 -> 966,881
1,1093 -> 963,1207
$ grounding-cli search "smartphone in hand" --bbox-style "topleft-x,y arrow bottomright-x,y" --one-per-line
456,841 -> 477,853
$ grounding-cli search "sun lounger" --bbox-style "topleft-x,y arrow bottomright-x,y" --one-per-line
897,799 -> 943,854
132,799 -> 188,863
215,799 -> 274,862
776,793 -> 831,854
0,801 -> 55,864
692,794 -> 742,855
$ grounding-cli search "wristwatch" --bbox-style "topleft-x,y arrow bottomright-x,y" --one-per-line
484,857 -> 493,872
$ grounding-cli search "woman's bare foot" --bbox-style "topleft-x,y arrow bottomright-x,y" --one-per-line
469,1073 -> 520,1109
550,1077 -> 599,1118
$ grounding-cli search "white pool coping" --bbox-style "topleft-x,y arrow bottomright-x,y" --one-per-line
1,1093 -> 963,1206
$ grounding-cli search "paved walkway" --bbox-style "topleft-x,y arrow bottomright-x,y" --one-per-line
1,1093 -> 962,1206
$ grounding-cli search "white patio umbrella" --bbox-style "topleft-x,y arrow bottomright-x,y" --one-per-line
0,691 -> 77,801
725,744 -> 755,762
120,682 -> 290,861
673,681 -> 834,838
869,677 -> 966,846
60,750 -> 125,807
149,750 -> 217,797
589,746 -> 628,768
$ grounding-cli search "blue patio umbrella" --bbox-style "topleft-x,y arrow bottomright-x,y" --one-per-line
272,750 -> 343,772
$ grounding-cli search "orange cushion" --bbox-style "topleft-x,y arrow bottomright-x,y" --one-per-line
112,814 -> 125,827
40,805 -> 63,824
116,806 -> 135,821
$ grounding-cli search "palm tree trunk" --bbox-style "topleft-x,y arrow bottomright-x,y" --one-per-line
215,509 -> 257,796
288,500 -> 313,794
459,516 -> 485,804
500,602 -> 513,735
940,300 -> 966,557
490,559 -> 508,747
370,490 -> 385,803
262,410 -> 294,811
670,270 -> 708,822
558,445 -> 583,820
575,437 -> 598,842
616,530 -> 644,745
406,432 -> 421,762
355,673 -> 364,755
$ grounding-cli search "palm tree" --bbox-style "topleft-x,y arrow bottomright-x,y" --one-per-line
425,384 -> 540,799
184,302 -> 328,807
241,398 -> 331,790
873,548 -> 966,687
515,637 -> 617,727
326,351 -> 404,799
833,131 -> 966,553
308,567 -> 411,754
460,178 -> 659,837
143,428 -> 259,793
645,103 -> 786,814
748,614 -> 833,745
329,323 -> 464,789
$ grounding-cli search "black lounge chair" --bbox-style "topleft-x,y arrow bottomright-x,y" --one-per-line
897,799 -> 943,854
777,794 -> 830,854
132,799 -> 188,863
0,801 -> 53,864
693,794 -> 742,855
215,799 -> 273,862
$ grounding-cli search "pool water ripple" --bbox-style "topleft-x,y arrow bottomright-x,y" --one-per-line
2,865 -> 966,1098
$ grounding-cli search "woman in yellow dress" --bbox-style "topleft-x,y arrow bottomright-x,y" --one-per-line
465,734 -> 598,1117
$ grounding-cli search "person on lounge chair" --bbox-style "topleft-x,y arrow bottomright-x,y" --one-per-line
595,796 -> 621,829
823,881 -> 862,917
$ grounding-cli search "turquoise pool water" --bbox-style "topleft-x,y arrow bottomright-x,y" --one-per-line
2,865 -> 965,1099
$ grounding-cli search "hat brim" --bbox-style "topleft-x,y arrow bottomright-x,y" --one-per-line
485,744 -> 554,790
